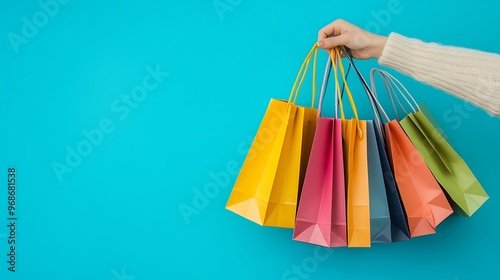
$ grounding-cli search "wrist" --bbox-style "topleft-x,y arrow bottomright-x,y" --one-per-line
370,35 -> 388,59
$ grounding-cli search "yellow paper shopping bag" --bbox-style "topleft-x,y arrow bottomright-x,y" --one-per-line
226,45 -> 319,228
332,49 -> 371,247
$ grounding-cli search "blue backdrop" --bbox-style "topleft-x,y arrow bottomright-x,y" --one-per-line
1,0 -> 499,279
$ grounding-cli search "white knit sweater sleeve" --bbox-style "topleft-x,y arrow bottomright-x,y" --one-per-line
378,32 -> 500,116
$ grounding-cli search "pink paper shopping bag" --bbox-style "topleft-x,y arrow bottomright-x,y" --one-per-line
293,56 -> 347,247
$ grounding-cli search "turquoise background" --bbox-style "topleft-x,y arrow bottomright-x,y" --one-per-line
1,0 -> 499,279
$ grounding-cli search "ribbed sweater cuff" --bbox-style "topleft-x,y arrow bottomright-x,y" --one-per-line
378,33 -> 500,116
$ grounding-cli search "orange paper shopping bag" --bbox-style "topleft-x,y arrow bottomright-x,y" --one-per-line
331,49 -> 371,247
343,119 -> 370,247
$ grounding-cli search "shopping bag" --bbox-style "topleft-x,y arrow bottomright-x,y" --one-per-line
340,47 -> 410,242
400,104 -> 489,216
293,57 -> 347,247
370,69 -> 454,237
343,118 -> 370,247
373,124 -> 411,242
366,121 -> 392,243
332,49 -> 371,247
226,45 -> 319,228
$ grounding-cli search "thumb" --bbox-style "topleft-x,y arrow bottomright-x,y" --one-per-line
317,34 -> 350,49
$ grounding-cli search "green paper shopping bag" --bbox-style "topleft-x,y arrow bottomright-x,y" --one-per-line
401,108 -> 488,216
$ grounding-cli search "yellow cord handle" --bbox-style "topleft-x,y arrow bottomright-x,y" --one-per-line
288,44 -> 318,108
336,48 -> 359,120
331,48 -> 363,138
331,48 -> 345,119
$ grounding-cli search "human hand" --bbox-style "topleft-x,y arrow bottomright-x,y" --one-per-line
317,19 -> 388,59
